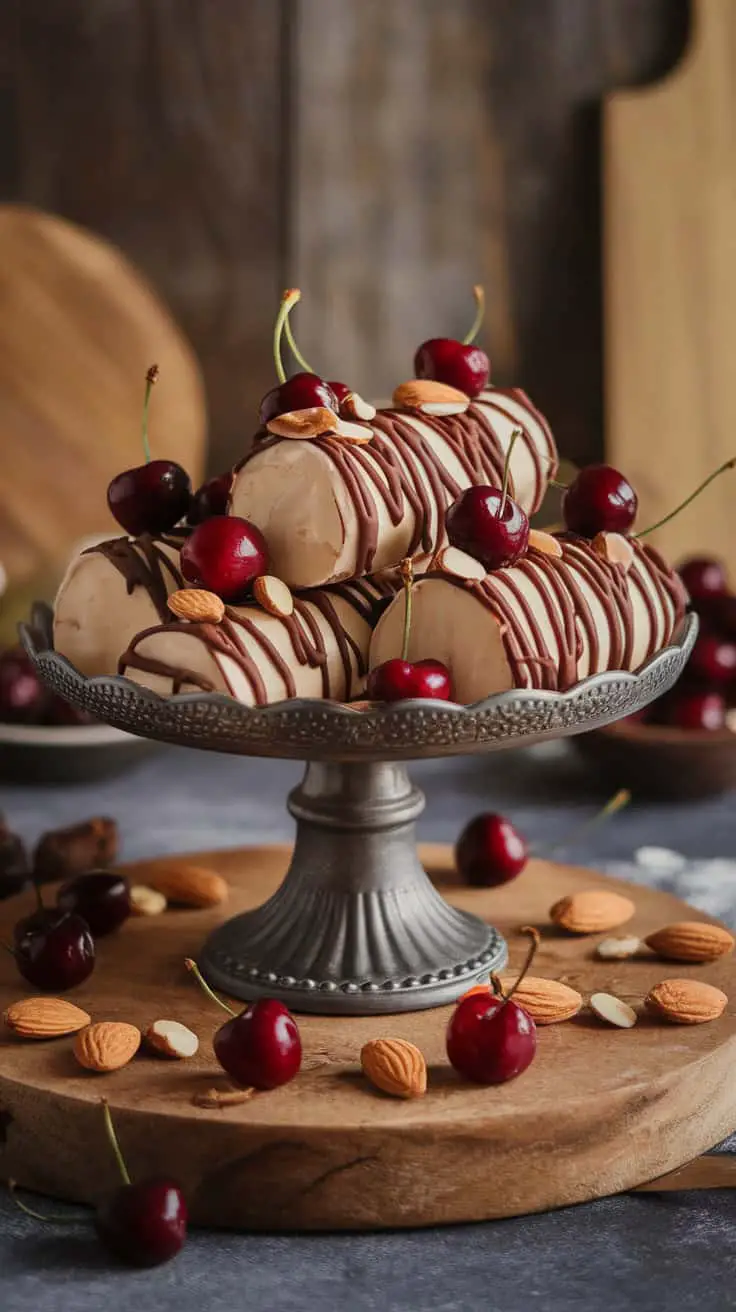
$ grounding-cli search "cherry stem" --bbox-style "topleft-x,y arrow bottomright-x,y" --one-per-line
0,942 -> 15,958
549,478 -> 568,492
283,313 -> 314,374
498,429 -> 521,518
273,289 -> 302,385
539,788 -> 631,859
8,1179 -> 89,1224
101,1099 -> 131,1187
141,364 -> 159,465
501,926 -> 540,1006
399,557 -> 414,662
184,957 -> 237,1017
462,285 -> 485,346
634,458 -> 736,539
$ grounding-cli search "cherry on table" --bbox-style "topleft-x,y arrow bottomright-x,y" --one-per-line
0,648 -> 47,724
446,485 -> 530,570
687,634 -> 736,684
180,515 -> 268,601
446,987 -> 536,1085
562,465 -> 638,538
669,689 -> 726,732
107,460 -> 192,536
13,903 -> 95,991
57,871 -> 131,938
366,658 -> 452,703
259,372 -> 338,425
414,338 -> 490,398
455,813 -> 528,887
187,471 -> 233,525
185,959 -> 302,1089
96,1101 -> 187,1268
678,556 -> 728,601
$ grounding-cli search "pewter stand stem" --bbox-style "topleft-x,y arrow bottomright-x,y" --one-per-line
199,759 -> 507,1015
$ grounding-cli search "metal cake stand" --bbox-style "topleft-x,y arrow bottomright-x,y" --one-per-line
21,605 -> 697,1015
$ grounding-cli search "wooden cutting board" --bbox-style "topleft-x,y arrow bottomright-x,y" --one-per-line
604,0 -> 736,567
0,843 -> 733,1231
0,205 -> 206,588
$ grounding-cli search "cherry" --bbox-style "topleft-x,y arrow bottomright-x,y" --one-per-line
187,471 -> 233,525
366,657 -> 452,702
326,380 -> 351,407
259,372 -> 338,426
44,694 -> 96,727
678,556 -> 728,601
57,871 -> 131,938
107,366 -> 192,535
185,960 -> 302,1090
180,515 -> 268,601
446,485 -> 529,570
669,689 -> 726,731
0,647 -> 47,724
414,286 -> 490,398
455,814 -> 528,887
446,928 -> 538,1084
96,1101 -> 187,1267
14,893 -> 95,991
709,593 -> 736,640
687,633 -> 736,684
562,465 -> 638,538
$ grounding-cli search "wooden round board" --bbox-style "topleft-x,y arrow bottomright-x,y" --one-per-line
0,844 -> 735,1231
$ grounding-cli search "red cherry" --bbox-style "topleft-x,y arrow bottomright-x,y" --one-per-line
326,380 -> 351,407
562,465 -> 638,538
57,871 -> 131,938
669,689 -> 726,731
708,593 -> 736,640
107,460 -> 192,536
455,813 -> 528,887
13,906 -> 95,991
688,634 -> 736,684
446,486 -> 530,570
446,990 -> 537,1084
44,694 -> 96,726
180,515 -> 268,601
678,556 -> 728,601
0,648 -> 47,724
414,339 -> 489,398
259,372 -> 338,425
187,471 -> 233,525
96,1179 -> 188,1268
366,657 -> 452,702
213,998 -> 302,1090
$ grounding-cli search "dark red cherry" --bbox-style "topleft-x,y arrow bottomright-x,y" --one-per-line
562,464 -> 638,538
107,461 -> 192,536
707,592 -> 736,640
688,634 -> 736,684
366,657 -> 452,703
96,1179 -> 188,1268
326,380 -> 351,407
446,991 -> 537,1084
13,907 -> 95,991
180,515 -> 268,601
446,486 -> 530,570
259,372 -> 338,425
455,813 -> 528,887
187,471 -> 233,525
213,998 -> 302,1090
57,871 -> 131,938
669,689 -> 726,731
678,556 -> 728,601
0,648 -> 47,724
414,339 -> 490,398
44,694 -> 96,726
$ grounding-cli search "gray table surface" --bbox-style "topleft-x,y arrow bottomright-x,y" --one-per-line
1,742 -> 735,1312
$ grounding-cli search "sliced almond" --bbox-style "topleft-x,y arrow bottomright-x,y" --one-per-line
143,864 -> 229,909
550,889 -> 635,934
589,992 -> 637,1028
74,1022 -> 141,1072
334,416 -> 373,444
595,935 -> 643,961
392,379 -> 469,416
434,545 -> 486,581
361,1038 -> 427,1099
253,575 -> 295,618
129,885 -> 167,917
340,391 -> 377,422
528,529 -> 563,558
592,531 -> 634,572
144,1020 -> 199,1060
266,406 -> 338,440
644,921 -> 735,963
192,1085 -> 255,1108
645,978 -> 728,1024
4,997 -> 91,1039
168,589 -> 225,624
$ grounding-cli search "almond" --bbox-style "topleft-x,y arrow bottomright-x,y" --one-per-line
74,1022 -> 141,1072
595,935 -> 643,961
592,531 -> 634,572
144,1019 -> 199,1060
645,978 -> 728,1024
360,1037 -> 427,1099
144,864 -> 229,908
589,992 -> 637,1028
528,529 -> 563,558
335,416 -> 373,444
266,406 -> 337,440
253,575 -> 295,618
392,379 -> 470,416
644,921 -> 735,963
168,589 -> 225,624
434,545 -> 486,581
192,1085 -> 255,1108
497,975 -> 582,1024
129,885 -> 167,917
550,889 -> 635,934
4,997 -> 91,1039
340,391 -> 376,422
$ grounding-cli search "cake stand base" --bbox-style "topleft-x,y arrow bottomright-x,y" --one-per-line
200,762 -> 506,1014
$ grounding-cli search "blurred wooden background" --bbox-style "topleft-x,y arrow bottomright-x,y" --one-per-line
0,0 -> 689,475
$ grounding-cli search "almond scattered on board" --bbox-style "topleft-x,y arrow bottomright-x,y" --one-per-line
644,921 -> 735,964
434,545 -> 486,581
253,575 -> 295,618
192,1086 -> 255,1109
129,885 -> 167,916
496,976 -> 582,1024
360,1038 -> 427,1099
168,589 -> 225,625
144,1020 -> 199,1060
392,379 -> 470,416
589,992 -> 637,1028
595,935 -> 643,961
266,406 -> 338,439
528,529 -> 563,558
550,889 -> 635,934
74,1022 -> 141,1072
144,865 -> 229,909
645,978 -> 728,1024
4,997 -> 91,1039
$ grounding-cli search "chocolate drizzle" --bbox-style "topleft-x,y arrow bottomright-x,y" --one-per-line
86,531 -> 187,623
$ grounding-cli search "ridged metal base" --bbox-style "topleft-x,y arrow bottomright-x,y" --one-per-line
200,761 -> 507,1014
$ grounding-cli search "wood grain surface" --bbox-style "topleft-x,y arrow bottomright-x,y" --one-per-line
0,843 -> 733,1231
605,0 -> 736,566
0,205 -> 205,586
